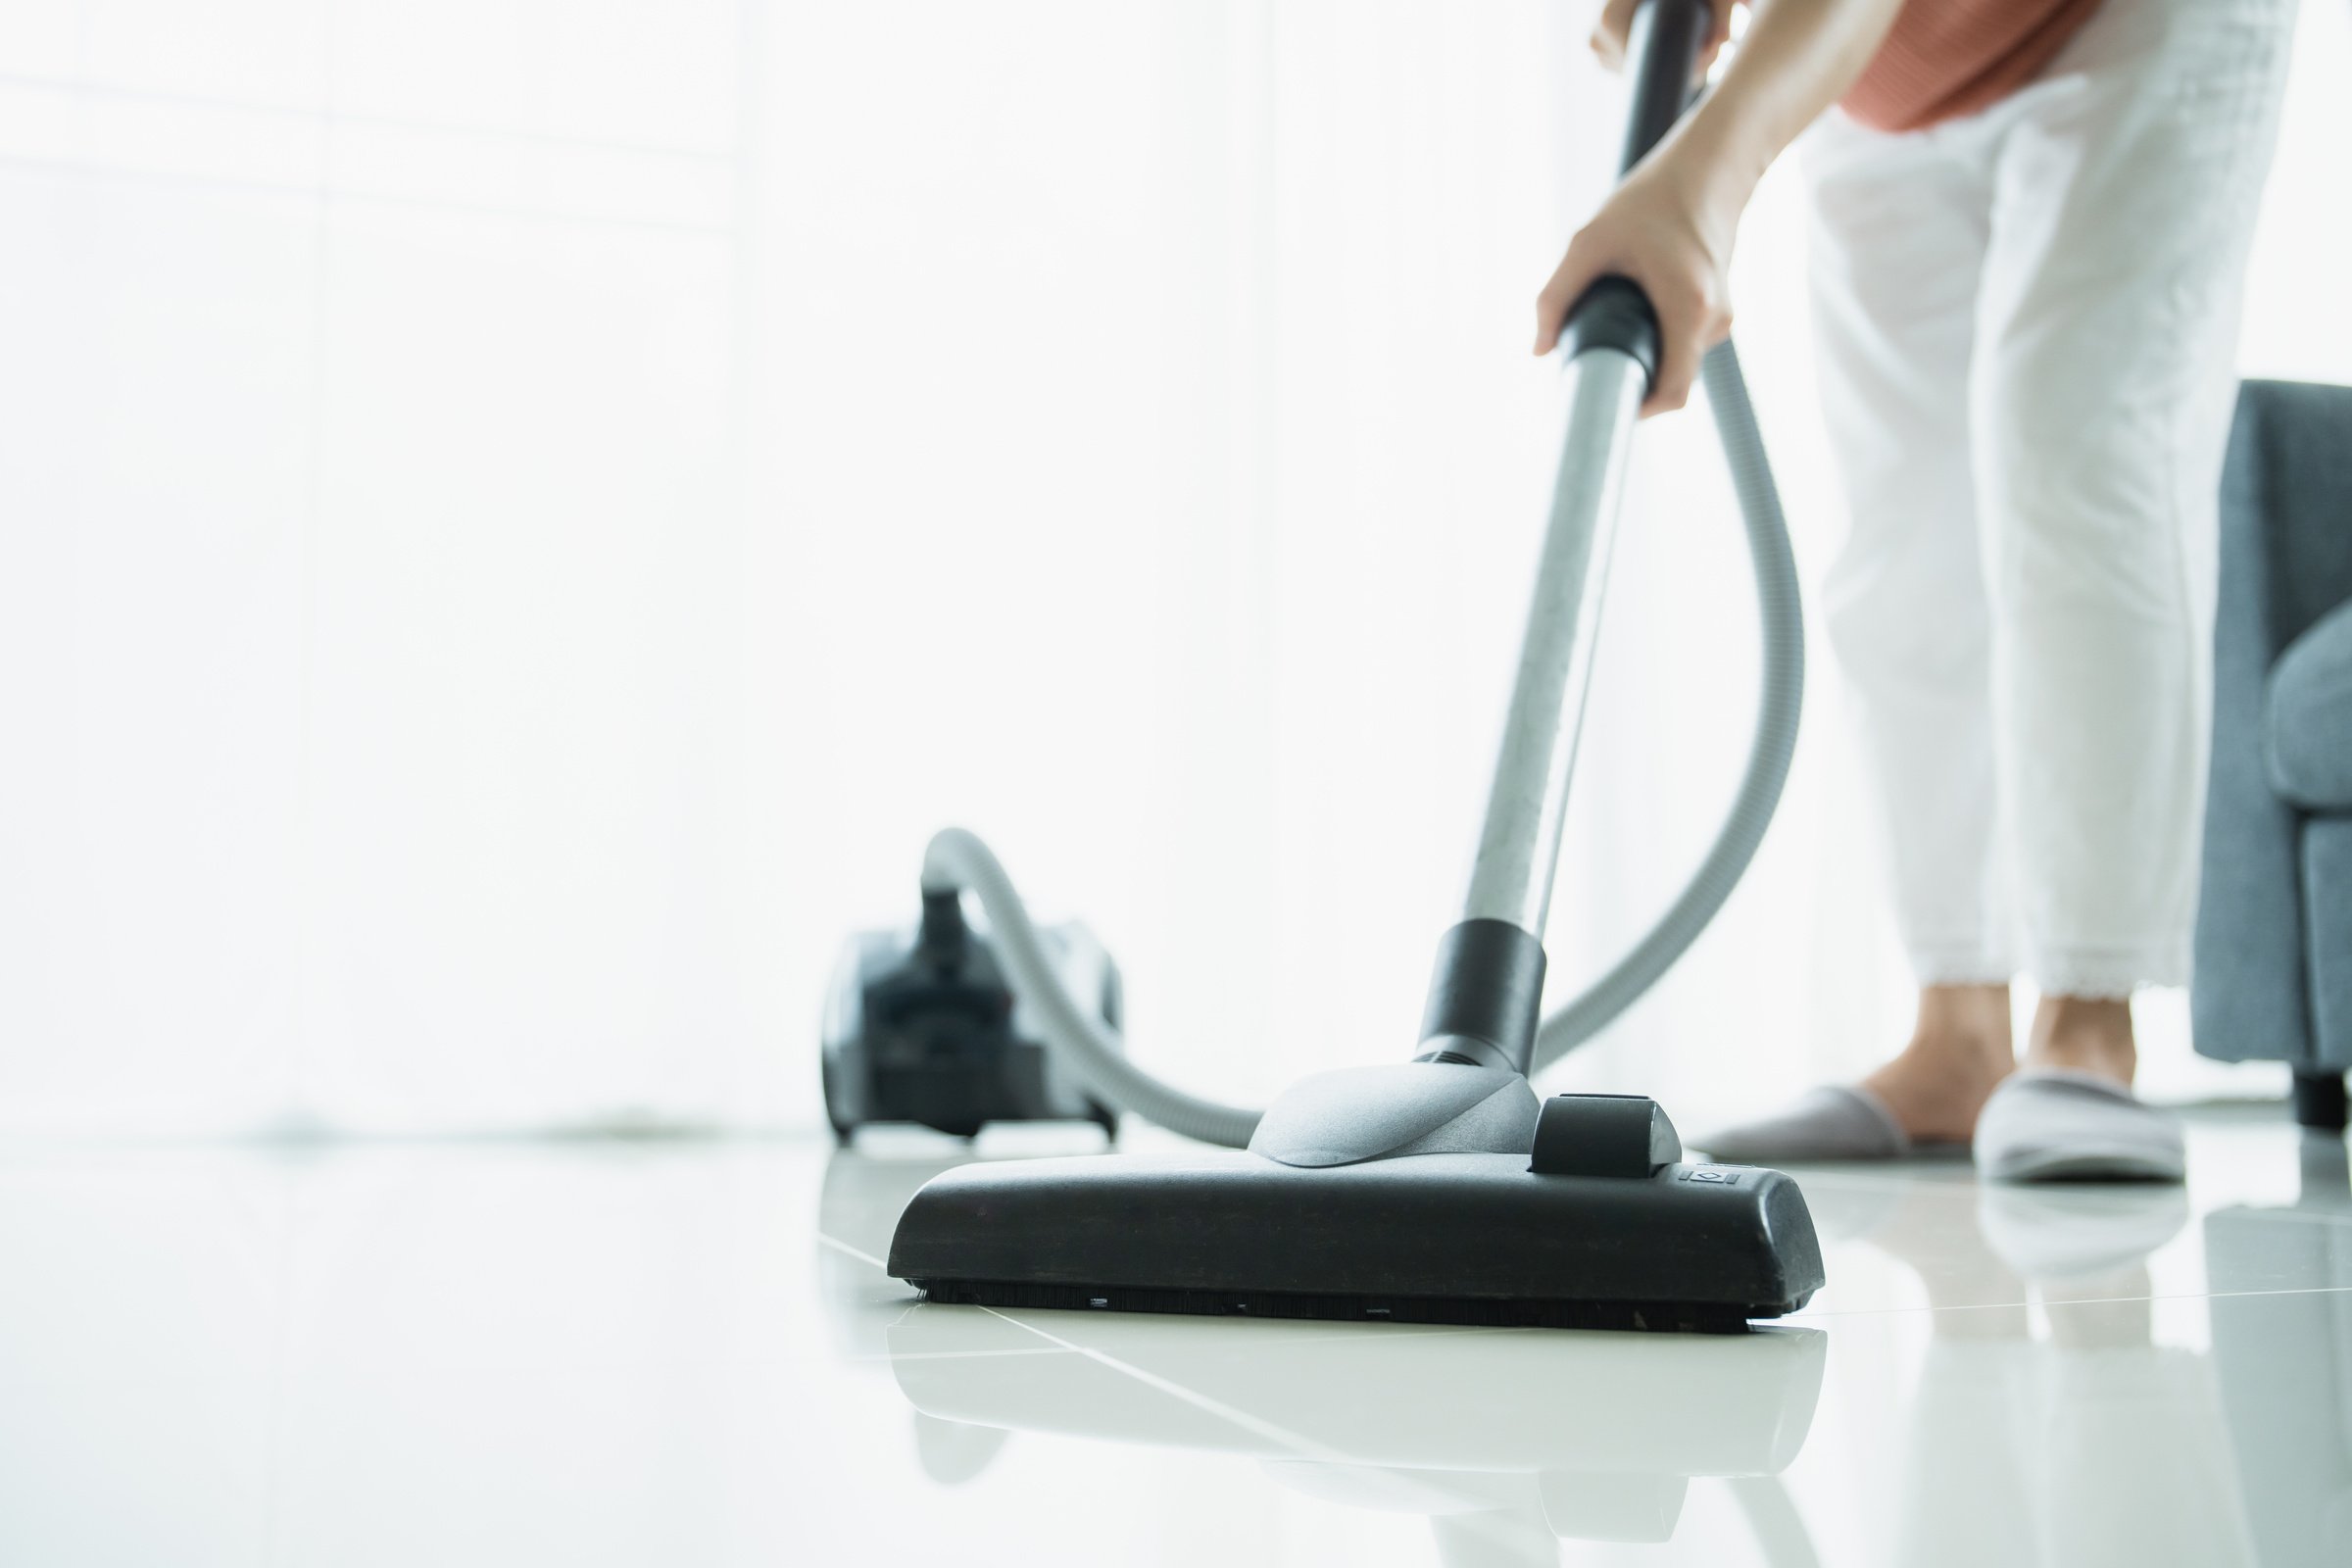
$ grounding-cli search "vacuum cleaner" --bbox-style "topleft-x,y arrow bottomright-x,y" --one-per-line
871,0 -> 1823,1332
821,890 -> 1121,1143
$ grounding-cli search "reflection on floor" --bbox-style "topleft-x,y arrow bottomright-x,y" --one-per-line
0,1112 -> 2344,1566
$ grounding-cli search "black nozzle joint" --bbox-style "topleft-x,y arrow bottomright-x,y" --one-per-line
1415,919 -> 1548,1075
1559,275 -> 1661,392
918,888 -> 969,957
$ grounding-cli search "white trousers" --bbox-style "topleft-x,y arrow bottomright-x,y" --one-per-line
1804,0 -> 2294,998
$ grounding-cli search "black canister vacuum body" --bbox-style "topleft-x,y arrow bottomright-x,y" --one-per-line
822,891 -> 1119,1143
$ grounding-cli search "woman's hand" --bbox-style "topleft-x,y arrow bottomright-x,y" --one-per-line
1539,0 -> 1907,413
1532,143 -> 1742,416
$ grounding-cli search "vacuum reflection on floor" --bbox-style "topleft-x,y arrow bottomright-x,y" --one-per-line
817,1145 -> 1826,1560
887,1272 -> 1825,1562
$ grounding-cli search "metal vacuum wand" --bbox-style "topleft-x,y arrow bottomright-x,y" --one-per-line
1418,0 -> 1717,1078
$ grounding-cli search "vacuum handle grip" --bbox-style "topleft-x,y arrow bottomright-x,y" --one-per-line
1556,0 -> 1716,384
1618,0 -> 1715,176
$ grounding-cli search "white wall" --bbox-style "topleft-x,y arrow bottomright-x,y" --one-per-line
0,0 -> 756,1133
2,0 -> 2340,1136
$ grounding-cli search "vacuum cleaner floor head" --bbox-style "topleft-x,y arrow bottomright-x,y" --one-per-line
890,1148 -> 1823,1334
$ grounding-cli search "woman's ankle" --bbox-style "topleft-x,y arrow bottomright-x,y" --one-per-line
1861,984 -> 2017,1141
2026,995 -> 2136,1087
1913,982 -> 2015,1063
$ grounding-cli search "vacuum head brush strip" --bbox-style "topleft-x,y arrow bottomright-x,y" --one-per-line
890,1145 -> 1824,1336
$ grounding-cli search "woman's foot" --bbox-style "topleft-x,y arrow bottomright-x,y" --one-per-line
1860,983 -> 2017,1144
1695,983 -> 2013,1161
1976,994 -> 2183,1183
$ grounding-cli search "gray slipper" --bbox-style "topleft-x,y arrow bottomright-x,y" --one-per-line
1695,1084 -> 1923,1163
1973,1069 -> 2184,1184
1977,1183 -> 2189,1280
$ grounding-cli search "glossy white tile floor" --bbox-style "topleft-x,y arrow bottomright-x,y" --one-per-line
3,1110 -> 2347,1567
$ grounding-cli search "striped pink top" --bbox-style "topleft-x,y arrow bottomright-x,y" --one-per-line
1842,0 -> 2106,133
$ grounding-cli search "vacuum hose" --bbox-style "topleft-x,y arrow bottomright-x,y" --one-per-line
922,827 -> 1263,1148
1534,341 -> 1803,1071
920,337 -> 1802,1149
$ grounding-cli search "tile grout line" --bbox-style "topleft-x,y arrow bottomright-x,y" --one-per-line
816,1236 -> 1081,1361
827,1228 -> 2349,1340
815,1232 -> 886,1269
843,1347 -> 1073,1362
973,1305 -> 1346,1462
1792,1281 -> 2352,1320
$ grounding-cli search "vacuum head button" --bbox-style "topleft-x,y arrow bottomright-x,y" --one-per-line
1528,1094 -> 1684,1178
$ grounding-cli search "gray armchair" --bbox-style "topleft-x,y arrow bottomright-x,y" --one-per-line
2193,379 -> 2352,1130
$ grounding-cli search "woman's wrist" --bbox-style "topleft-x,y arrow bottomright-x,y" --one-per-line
1662,103 -> 1771,217
1643,115 -> 1763,243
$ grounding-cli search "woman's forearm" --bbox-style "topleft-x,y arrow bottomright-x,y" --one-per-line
1667,0 -> 1908,206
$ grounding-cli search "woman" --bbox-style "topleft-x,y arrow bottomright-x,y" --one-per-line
1537,0 -> 2294,1178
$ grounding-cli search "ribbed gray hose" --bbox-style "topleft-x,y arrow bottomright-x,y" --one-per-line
1531,339 -> 1804,1069
922,336 -> 1802,1148
921,827 -> 1265,1147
